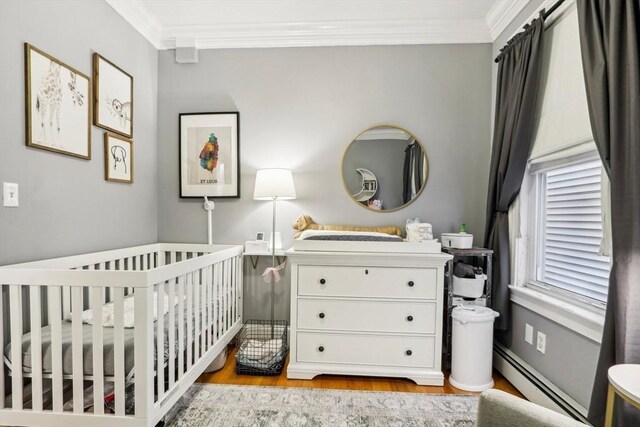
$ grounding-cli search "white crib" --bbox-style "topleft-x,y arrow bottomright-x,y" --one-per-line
0,243 -> 243,427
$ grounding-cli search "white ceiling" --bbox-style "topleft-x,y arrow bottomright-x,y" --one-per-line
105,0 -> 532,50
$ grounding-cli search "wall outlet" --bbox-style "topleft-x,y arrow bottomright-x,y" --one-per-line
536,331 -> 546,354
525,323 -> 534,345
2,182 -> 19,207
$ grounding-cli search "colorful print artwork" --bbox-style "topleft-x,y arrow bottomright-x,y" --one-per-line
180,112 -> 240,198
200,133 -> 219,173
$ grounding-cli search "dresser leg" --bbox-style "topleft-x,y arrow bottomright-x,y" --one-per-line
286,369 -> 319,380
409,376 -> 445,386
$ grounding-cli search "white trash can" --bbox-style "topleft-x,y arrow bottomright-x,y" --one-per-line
449,306 -> 500,392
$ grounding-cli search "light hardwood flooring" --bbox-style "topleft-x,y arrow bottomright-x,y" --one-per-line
198,346 -> 524,398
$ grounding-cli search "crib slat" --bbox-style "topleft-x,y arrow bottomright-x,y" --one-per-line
207,265 -> 213,349
113,287 -> 125,417
167,279 -> 176,388
30,285 -> 44,411
215,264 -> 221,342
9,285 -> 23,410
62,286 -> 71,318
91,287 -> 104,414
186,273 -> 193,369
201,267 -> 208,351
134,287 -> 154,418
177,275 -> 185,379
156,282 -> 165,401
231,257 -> 236,324
193,272 -> 200,359
224,260 -> 229,333
71,286 -> 84,413
48,286 -> 64,412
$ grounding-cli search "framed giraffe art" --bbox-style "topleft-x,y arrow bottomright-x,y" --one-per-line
25,43 -> 91,159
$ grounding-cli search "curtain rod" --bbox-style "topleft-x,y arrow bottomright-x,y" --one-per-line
493,0 -> 566,63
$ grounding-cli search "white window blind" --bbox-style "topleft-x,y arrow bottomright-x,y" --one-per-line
537,159 -> 610,302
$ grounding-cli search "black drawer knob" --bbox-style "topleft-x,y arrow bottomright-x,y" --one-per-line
319,312 -> 325,319
407,315 -> 414,322
365,269 -> 369,275
320,278 -> 326,285
406,350 -> 413,356
408,281 -> 415,287
318,346 -> 325,352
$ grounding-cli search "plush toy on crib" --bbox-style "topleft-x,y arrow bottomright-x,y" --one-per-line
292,214 -> 403,238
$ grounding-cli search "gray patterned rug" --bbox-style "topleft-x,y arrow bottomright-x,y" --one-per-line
164,383 -> 478,426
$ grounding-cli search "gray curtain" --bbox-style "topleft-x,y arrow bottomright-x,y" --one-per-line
577,1 -> 640,426
402,141 -> 423,204
485,14 -> 545,331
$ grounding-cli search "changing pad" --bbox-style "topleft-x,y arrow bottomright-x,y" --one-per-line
298,230 -> 403,242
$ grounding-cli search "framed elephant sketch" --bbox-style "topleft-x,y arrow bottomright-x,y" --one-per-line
104,133 -> 133,183
93,53 -> 133,138
179,112 -> 240,198
25,43 -> 91,159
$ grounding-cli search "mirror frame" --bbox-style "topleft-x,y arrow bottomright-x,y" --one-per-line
341,125 -> 429,213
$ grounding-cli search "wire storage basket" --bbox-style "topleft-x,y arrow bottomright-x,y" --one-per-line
235,319 -> 289,376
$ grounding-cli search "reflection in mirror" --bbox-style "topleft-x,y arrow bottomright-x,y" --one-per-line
342,126 -> 428,211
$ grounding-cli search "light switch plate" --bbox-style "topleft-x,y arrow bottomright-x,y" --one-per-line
525,323 -> 534,345
3,182 -> 19,207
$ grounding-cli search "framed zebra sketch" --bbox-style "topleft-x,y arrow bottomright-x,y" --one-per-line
93,53 -> 133,138
25,43 -> 91,159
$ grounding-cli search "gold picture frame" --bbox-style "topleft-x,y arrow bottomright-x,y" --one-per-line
25,43 -> 92,159
93,53 -> 134,138
104,133 -> 133,183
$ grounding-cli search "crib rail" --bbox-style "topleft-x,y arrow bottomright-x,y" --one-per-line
0,243 -> 243,427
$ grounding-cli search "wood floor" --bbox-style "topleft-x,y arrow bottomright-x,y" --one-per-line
198,347 -> 524,398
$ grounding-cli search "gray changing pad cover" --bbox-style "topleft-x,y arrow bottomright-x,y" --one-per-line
304,235 -> 402,242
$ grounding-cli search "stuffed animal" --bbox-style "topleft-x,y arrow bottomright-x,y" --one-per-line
292,214 -> 403,238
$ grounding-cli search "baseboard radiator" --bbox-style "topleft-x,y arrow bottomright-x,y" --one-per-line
493,343 -> 590,424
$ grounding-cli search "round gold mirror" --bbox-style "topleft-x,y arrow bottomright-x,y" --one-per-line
342,126 -> 428,212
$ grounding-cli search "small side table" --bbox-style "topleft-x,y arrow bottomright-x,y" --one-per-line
243,250 -> 286,269
605,364 -> 640,427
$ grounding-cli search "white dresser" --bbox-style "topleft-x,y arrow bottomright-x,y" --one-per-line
286,248 -> 452,385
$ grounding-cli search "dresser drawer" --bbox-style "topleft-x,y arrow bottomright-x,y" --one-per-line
297,266 -> 437,299
297,332 -> 435,368
297,298 -> 436,334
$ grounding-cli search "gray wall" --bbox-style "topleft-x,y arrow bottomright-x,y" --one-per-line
157,44 -> 493,320
492,0 -> 600,410
343,139 -> 409,210
506,304 -> 599,408
0,0 -> 159,265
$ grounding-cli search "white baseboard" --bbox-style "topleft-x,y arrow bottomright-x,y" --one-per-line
493,343 -> 589,423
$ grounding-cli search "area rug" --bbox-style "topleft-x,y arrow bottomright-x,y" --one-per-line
164,383 -> 478,426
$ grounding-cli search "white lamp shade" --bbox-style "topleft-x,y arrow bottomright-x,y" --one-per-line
253,169 -> 297,200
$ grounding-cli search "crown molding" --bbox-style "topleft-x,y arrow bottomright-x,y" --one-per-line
485,0 -> 532,41
160,19 -> 492,50
105,0 -> 164,49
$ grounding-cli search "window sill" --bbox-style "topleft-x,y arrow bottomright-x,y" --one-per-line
509,285 -> 604,344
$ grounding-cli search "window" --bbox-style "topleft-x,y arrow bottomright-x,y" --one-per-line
530,156 -> 611,303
